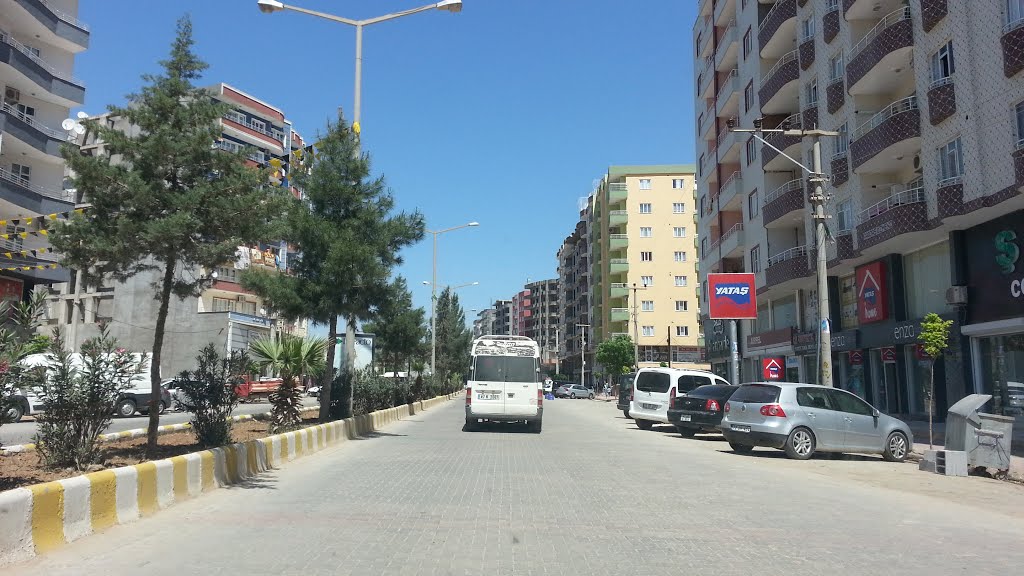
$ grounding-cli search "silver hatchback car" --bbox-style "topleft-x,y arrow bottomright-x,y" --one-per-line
719,382 -> 913,461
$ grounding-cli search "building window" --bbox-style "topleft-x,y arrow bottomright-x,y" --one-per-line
1008,0 -> 1024,29
672,178 -> 685,189
639,178 -> 652,190
836,199 -> 852,232
829,53 -> 844,82
743,28 -> 752,59
836,122 -> 849,156
744,81 -> 754,112
673,202 -> 685,213
801,17 -> 815,41
5,225 -> 25,250
748,188 -> 759,219
937,137 -> 964,184
674,251 -> 687,262
640,226 -> 653,238
10,163 -> 31,183
673,227 -> 687,238
639,202 -> 652,214
698,154 -> 705,176
1016,101 -> 1024,147
675,300 -> 689,312
250,118 -> 266,132
641,275 -> 654,287
805,79 -> 818,106
745,137 -> 756,165
226,110 -> 245,124
642,326 -> 655,337
931,41 -> 955,85
641,251 -> 653,262
674,276 -> 688,287
641,300 -> 654,312
699,195 -> 706,216
676,326 -> 689,337
750,245 -> 761,273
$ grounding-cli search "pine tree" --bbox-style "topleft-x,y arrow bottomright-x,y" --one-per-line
363,277 -> 427,377
434,288 -> 472,389
51,16 -> 287,454
243,117 -> 423,419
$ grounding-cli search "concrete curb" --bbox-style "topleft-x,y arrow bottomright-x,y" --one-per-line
1,406 -> 322,455
0,394 -> 456,566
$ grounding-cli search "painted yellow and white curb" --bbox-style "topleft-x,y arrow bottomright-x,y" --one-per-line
0,406 -> 321,455
0,394 -> 455,566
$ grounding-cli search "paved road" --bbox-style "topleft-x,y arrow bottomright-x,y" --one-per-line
8,399 -> 1024,575
0,397 -> 321,446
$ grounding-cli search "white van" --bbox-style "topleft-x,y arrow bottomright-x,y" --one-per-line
465,335 -> 543,433
630,367 -> 730,430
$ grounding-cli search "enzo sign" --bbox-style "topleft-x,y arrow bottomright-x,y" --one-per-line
707,273 -> 758,319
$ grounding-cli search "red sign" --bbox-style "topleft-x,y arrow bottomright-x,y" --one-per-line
708,273 -> 757,319
848,350 -> 864,365
914,344 -> 931,361
881,347 -> 897,363
762,357 -> 784,380
855,261 -> 888,324
0,277 -> 23,304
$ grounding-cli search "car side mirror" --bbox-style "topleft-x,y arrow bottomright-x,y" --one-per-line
872,409 -> 880,418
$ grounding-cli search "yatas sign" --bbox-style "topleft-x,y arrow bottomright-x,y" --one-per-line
964,210 -> 1024,324
997,230 -> 1023,298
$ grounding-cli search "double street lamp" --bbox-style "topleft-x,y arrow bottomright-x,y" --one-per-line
423,279 -> 479,377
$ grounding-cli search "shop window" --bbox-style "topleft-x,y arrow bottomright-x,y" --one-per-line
904,242 -> 951,319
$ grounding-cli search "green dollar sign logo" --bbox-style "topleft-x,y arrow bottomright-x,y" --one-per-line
995,230 -> 1019,275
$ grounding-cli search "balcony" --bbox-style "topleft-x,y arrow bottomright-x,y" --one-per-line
714,0 -> 736,26
921,0 -> 948,32
758,51 -> 800,115
831,153 -> 850,186
845,0 -> 903,21
761,113 -> 802,171
0,102 -> 70,157
611,307 -> 630,323
855,181 -> 929,252
847,8 -> 914,95
11,0 -> 90,50
715,69 -> 740,117
0,29 -> 85,105
609,233 -> 629,251
609,209 -> 628,226
715,20 -> 739,71
720,223 -> 745,259
826,77 -> 845,114
1002,16 -> 1024,78
799,36 -> 815,71
716,124 -> 742,164
926,77 -> 956,125
610,283 -> 629,298
718,170 -> 743,210
0,166 -> 74,213
610,258 -> 629,274
850,95 -> 920,173
758,0 -> 797,60
698,107 -> 716,139
762,178 -> 805,227
697,14 -> 715,60
764,245 -> 811,289
607,182 -> 627,205
697,56 -> 715,100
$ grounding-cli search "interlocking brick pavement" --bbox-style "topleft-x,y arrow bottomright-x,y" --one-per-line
6,398 -> 1024,575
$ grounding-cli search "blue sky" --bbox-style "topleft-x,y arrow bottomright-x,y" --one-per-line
75,0 -> 698,325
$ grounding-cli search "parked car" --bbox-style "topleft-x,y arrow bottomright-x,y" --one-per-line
719,382 -> 913,461
2,388 -> 44,423
307,385 -> 321,398
115,377 -> 173,417
554,384 -> 573,398
667,383 -> 738,437
565,384 -> 594,399
631,368 -> 731,430
617,372 -> 636,417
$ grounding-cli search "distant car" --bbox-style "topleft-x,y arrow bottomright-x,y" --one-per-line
617,373 -> 636,417
566,385 -> 594,399
307,385 -> 321,398
719,382 -> 913,461
554,384 -> 573,398
667,384 -> 737,437
115,378 -> 173,417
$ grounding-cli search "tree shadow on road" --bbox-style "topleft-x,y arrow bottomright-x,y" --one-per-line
354,431 -> 407,440
224,474 -> 279,491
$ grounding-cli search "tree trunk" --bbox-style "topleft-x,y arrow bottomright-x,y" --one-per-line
343,313 -> 358,417
146,258 -> 176,455
319,315 -> 337,421
928,361 -> 935,450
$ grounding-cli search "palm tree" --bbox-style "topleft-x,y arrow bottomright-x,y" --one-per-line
249,335 -> 327,430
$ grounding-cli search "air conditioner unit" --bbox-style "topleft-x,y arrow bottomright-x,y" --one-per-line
912,154 -> 922,172
945,286 -> 968,306
4,87 -> 19,104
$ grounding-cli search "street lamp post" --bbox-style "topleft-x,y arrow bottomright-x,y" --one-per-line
576,323 -> 591,389
423,276 -> 479,378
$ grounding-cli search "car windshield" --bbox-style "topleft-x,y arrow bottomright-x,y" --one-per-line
635,371 -> 671,393
730,384 -> 781,404
472,356 -> 537,383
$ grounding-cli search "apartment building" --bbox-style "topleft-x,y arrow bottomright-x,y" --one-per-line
472,307 -> 496,338
0,0 -> 88,301
557,214 -> 592,378
524,278 -> 560,368
591,165 -> 705,370
695,0 -> 1024,421
492,299 -> 512,336
509,288 -> 531,336
45,83 -> 308,377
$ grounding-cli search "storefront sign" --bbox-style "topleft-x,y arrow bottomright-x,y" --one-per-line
848,350 -> 864,365
964,209 -> 1024,323
881,347 -> 897,363
856,261 -> 889,324
785,356 -> 801,369
830,329 -> 859,352
914,343 -> 931,361
792,331 -> 817,354
892,320 -> 920,344
762,357 -> 784,380
705,320 -> 732,360
747,327 -> 794,350
707,273 -> 757,319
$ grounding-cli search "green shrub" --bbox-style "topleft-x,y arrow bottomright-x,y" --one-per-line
176,345 -> 247,448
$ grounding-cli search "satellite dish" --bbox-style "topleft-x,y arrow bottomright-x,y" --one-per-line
73,124 -> 86,135
76,111 -> 89,119
61,119 -> 75,131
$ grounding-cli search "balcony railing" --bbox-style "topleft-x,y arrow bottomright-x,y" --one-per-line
720,170 -> 741,197
610,258 -> 629,265
0,167 -> 73,202
760,0 -> 791,32
764,178 -> 804,205
858,181 -> 925,222
852,95 -> 918,141
37,0 -> 90,30
721,222 -> 743,243
223,113 -> 284,143
849,7 -> 911,62
767,245 -> 808,267
1005,15 -> 1024,34
764,50 -> 799,84
1,102 -> 70,141
715,20 -> 738,63
0,29 -> 85,87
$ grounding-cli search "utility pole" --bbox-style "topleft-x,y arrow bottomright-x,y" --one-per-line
667,325 -> 672,368
729,119 -> 838,387
577,323 -> 590,389
555,327 -> 560,375
630,283 -> 647,370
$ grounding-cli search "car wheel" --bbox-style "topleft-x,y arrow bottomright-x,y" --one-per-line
158,401 -> 168,415
588,393 -> 594,399
635,419 -> 653,430
570,393 -> 576,399
729,442 -> 753,454
675,425 -> 696,438
622,409 -> 630,419
3,403 -> 24,423
784,427 -> 816,460
116,398 -> 137,418
883,431 -> 909,462
528,419 -> 542,434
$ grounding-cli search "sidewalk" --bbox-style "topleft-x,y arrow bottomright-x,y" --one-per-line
908,421 -> 1024,480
